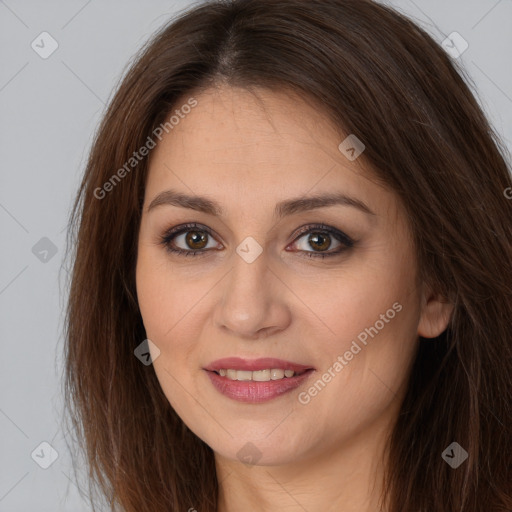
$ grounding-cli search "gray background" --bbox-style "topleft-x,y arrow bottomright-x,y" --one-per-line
0,0 -> 511,510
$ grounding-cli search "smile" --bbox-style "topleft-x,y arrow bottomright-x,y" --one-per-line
203,357 -> 315,403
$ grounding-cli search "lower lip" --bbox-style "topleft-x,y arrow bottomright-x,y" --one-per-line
204,369 -> 315,403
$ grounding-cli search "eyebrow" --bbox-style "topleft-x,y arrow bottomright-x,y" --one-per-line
146,189 -> 376,218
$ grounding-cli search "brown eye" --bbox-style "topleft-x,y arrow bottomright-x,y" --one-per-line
293,231 -> 341,253
289,224 -> 354,259
184,230 -> 209,250
304,232 -> 332,252
160,223 -> 220,256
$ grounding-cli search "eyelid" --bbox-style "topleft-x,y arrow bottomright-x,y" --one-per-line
291,223 -> 355,247
162,222 -> 216,240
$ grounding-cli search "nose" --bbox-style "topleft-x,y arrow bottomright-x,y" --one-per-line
213,249 -> 292,340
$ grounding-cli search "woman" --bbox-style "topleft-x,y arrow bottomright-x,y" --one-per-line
62,0 -> 512,511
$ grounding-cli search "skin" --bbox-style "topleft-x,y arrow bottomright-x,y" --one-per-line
135,85 -> 454,512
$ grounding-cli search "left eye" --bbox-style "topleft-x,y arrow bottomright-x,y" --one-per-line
288,224 -> 354,258
293,231 -> 341,253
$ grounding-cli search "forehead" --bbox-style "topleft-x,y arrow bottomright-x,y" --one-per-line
144,85 -> 393,219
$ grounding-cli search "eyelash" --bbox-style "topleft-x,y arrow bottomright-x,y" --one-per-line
158,222 -> 355,259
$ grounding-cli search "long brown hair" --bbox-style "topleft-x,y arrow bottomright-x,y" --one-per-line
62,0 -> 512,510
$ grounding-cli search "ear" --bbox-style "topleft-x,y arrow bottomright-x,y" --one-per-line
417,282 -> 454,338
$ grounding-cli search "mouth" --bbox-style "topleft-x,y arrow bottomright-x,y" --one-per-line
203,357 -> 315,403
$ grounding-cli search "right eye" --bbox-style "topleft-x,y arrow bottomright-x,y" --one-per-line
159,223 -> 222,256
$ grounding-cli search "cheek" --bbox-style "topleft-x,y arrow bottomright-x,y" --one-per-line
295,246 -> 421,401
135,248 -> 213,380
296,310 -> 419,450
136,248 -> 195,339
136,250 -> 204,416
289,255 -> 410,348
136,254 -> 170,339
304,287 -> 420,421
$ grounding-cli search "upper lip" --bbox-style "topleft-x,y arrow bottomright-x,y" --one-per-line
204,357 -> 314,372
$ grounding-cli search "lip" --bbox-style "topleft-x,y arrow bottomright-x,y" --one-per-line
204,357 -> 314,373
203,357 -> 315,403
205,369 -> 315,403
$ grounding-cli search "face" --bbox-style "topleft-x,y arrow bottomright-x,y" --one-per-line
136,85 -> 448,466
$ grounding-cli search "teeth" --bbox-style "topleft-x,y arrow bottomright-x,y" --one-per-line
216,368 -> 299,381
236,370 -> 252,381
253,369 -> 271,381
270,369 -> 285,380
